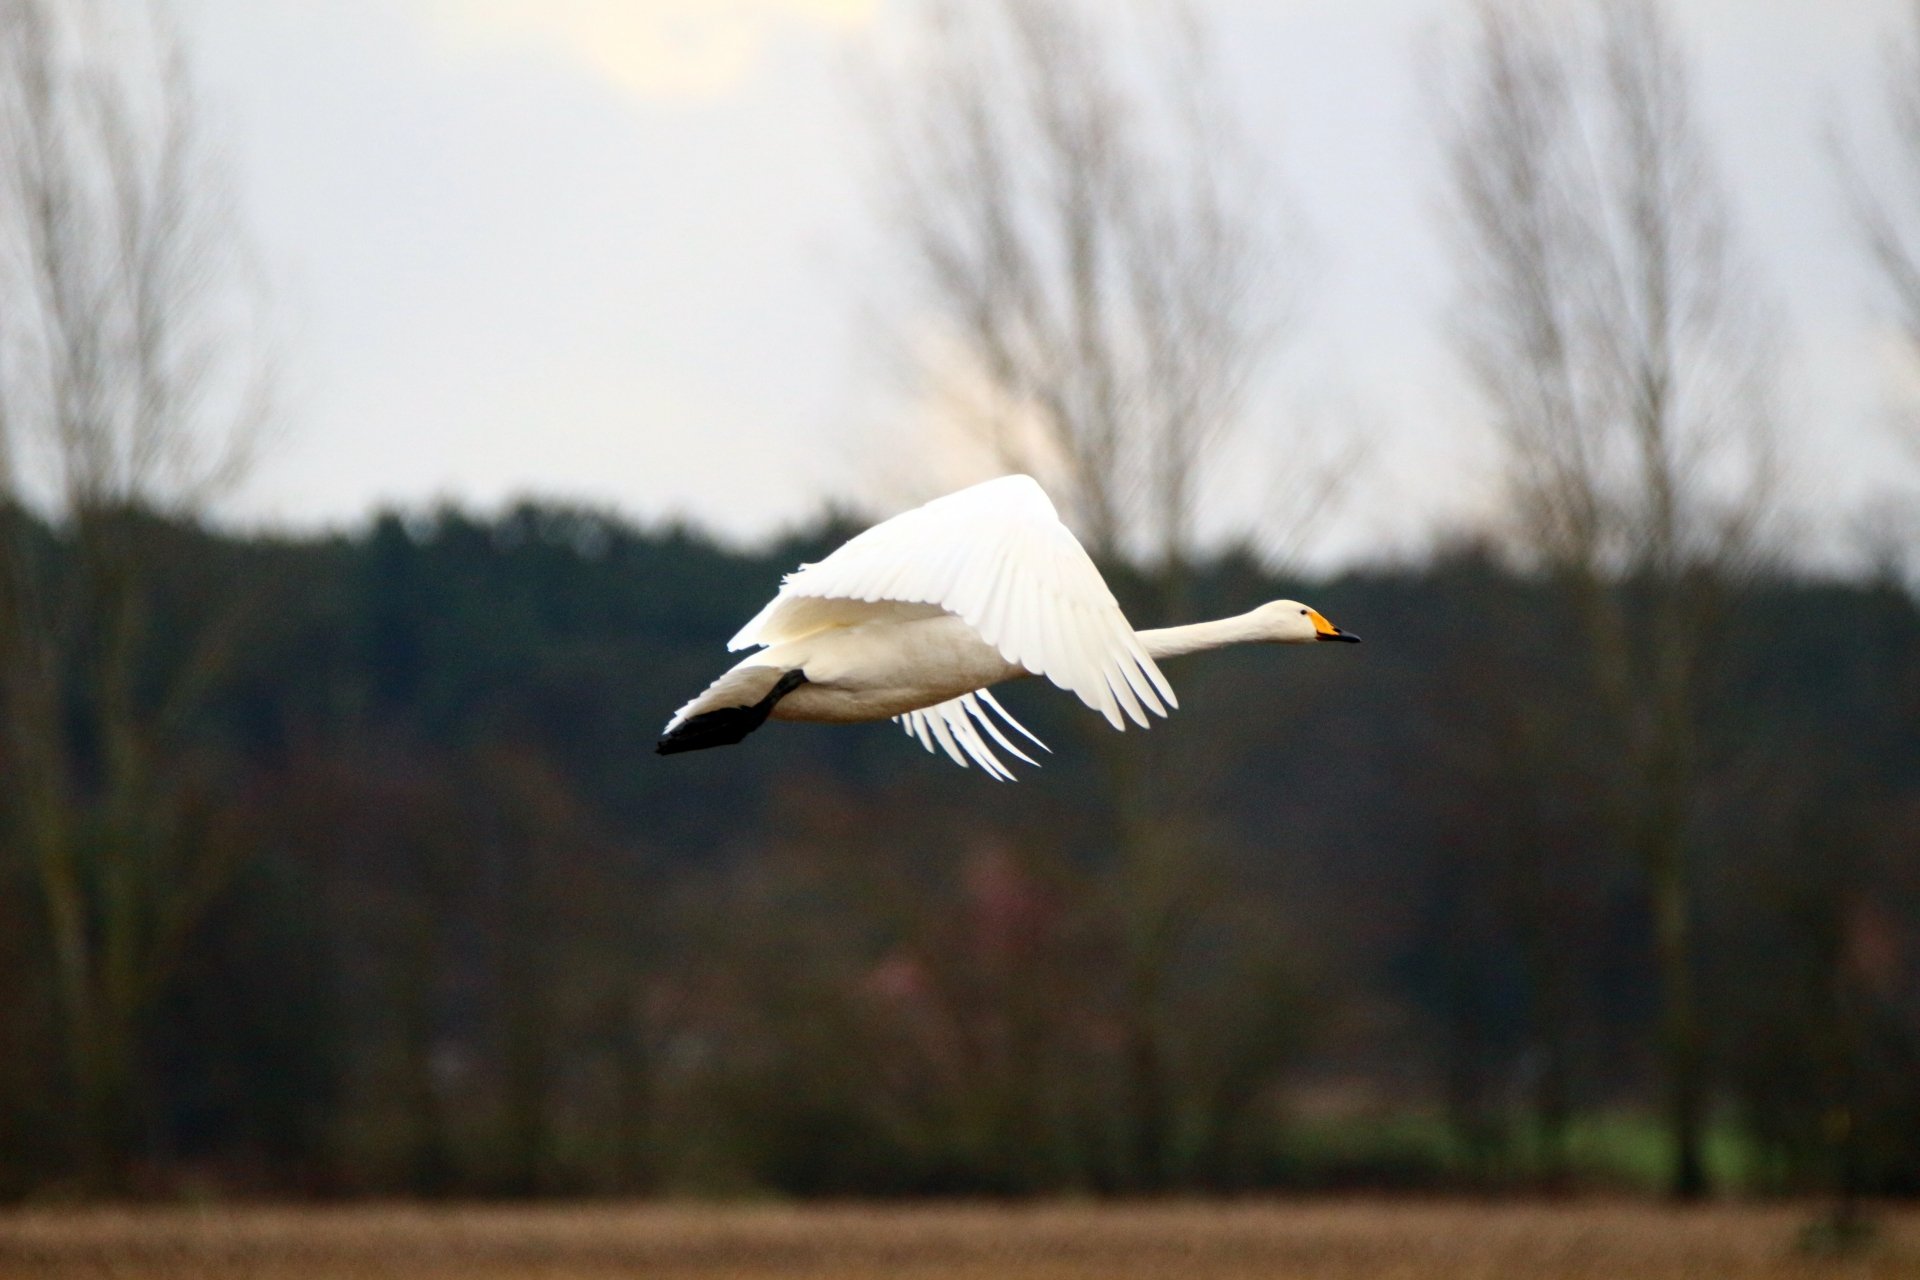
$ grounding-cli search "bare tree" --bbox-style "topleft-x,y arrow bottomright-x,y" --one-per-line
0,0 -> 271,1186
863,0 -> 1317,1189
868,0 -> 1295,580
1433,0 -> 1781,1199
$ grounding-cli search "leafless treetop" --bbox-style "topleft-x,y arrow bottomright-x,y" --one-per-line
868,0 -> 1294,570
1434,0 -> 1779,582
0,0 -> 270,520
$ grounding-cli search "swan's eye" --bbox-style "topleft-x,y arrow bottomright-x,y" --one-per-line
1299,609 -> 1308,616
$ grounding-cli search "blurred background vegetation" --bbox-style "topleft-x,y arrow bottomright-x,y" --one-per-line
0,0 -> 1915,1208
0,505 -> 1912,1200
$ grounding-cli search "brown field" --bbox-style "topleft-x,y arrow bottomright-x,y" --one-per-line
0,1201 -> 1916,1280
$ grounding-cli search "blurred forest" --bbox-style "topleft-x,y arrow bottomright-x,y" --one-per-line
0,503 -> 1914,1199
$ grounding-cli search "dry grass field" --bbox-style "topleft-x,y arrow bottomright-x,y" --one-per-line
1,1201 -> 1917,1280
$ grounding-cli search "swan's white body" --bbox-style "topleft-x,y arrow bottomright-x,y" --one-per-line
760,614 -> 1025,723
660,475 -> 1357,779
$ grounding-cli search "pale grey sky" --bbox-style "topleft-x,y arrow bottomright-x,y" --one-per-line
185,0 -> 1918,566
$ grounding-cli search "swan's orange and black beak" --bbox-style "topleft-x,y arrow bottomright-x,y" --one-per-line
1309,608 -> 1361,643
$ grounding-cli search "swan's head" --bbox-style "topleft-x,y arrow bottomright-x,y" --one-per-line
1252,600 -> 1361,645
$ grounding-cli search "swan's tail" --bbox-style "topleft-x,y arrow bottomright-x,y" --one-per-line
657,669 -> 807,755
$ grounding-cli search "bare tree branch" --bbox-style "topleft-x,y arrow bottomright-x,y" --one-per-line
1836,0 -> 1920,521
867,0 -> 1295,573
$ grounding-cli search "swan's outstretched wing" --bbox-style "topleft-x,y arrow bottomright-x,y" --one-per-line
897,689 -> 1050,781
730,474 -> 1176,729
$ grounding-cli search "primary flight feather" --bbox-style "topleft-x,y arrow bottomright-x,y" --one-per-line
659,474 -> 1358,778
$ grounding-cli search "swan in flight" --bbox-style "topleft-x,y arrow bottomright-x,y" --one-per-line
658,474 -> 1358,779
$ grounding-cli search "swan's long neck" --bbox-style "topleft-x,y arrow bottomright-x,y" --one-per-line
1137,611 -> 1269,660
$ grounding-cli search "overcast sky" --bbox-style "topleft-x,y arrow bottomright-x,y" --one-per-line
183,0 -> 1918,566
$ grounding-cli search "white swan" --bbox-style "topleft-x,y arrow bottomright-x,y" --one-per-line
658,474 -> 1359,778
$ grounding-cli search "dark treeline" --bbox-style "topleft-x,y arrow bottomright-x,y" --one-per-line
0,502 -> 1914,1199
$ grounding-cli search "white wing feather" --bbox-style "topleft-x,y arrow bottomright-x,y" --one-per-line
730,475 -> 1176,732
896,691 -> 1049,782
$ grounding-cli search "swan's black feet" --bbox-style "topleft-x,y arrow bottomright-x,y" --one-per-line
656,669 -> 807,755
